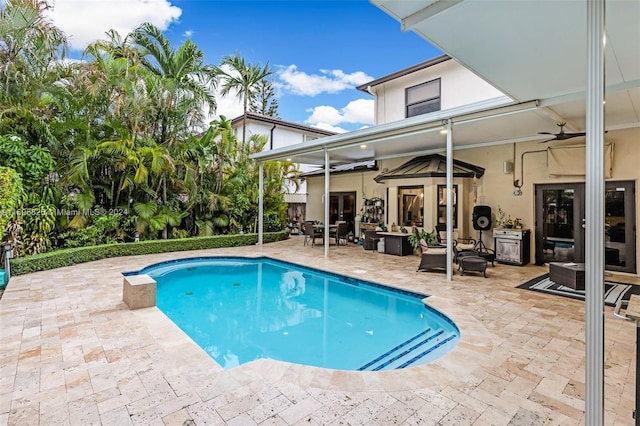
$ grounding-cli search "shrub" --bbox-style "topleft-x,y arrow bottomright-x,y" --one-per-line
0,166 -> 23,242
10,231 -> 289,276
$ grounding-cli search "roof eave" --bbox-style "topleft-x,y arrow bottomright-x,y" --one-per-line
356,54 -> 452,93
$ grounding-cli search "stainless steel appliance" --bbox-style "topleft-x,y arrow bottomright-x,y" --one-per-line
493,229 -> 530,266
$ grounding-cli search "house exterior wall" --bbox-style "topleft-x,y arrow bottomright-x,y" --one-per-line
235,121 -> 322,150
307,127 -> 640,269
371,59 -> 505,125
232,117 -> 330,201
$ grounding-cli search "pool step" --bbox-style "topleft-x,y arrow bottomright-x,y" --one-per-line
358,328 -> 456,371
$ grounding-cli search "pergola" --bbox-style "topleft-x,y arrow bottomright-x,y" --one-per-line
251,1 -> 639,422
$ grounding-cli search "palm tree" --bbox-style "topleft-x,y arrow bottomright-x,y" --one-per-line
128,22 -> 218,140
0,0 -> 68,150
0,0 -> 67,103
126,23 -> 218,237
217,52 -> 273,145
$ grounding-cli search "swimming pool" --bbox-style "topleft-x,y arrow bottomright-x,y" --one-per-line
125,257 -> 459,371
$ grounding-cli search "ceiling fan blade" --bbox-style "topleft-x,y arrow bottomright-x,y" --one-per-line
538,131 -> 554,135
539,137 -> 555,143
556,132 -> 586,140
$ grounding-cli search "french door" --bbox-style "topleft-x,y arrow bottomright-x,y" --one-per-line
535,183 -> 584,265
535,181 -> 636,273
604,182 -> 636,272
329,192 -> 356,235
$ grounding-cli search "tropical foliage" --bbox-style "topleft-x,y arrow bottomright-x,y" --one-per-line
0,1 -> 294,257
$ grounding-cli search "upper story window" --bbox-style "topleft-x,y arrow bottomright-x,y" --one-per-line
406,78 -> 441,118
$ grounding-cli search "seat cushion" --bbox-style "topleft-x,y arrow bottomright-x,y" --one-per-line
457,242 -> 476,250
426,247 -> 447,255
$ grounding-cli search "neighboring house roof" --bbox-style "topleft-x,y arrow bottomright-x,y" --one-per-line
373,154 -> 484,183
231,112 -> 337,137
356,54 -> 452,93
301,160 -> 378,178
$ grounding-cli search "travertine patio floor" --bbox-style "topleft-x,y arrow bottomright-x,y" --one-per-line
0,237 -> 637,425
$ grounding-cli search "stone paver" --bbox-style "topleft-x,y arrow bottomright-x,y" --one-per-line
0,237 -> 637,425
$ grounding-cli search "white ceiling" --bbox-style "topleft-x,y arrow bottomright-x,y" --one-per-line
252,0 -> 639,166
373,0 -> 640,121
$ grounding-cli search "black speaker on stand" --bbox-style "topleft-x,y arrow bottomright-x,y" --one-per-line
472,205 -> 492,253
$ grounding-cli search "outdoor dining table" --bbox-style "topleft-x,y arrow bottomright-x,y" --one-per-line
313,224 -> 337,230
313,224 -> 339,245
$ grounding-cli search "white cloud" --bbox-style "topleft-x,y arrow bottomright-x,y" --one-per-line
214,91 -> 243,121
277,65 -> 372,96
44,0 -> 182,50
183,30 -> 194,38
306,98 -> 374,128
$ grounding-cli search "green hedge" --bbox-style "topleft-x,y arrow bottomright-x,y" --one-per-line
9,231 -> 289,276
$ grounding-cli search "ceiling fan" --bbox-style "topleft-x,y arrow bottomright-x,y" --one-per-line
538,122 -> 586,143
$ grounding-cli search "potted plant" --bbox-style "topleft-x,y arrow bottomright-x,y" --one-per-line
408,228 -> 437,254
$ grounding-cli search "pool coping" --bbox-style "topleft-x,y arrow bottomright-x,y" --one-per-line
126,255 -> 464,376
121,254 -> 492,393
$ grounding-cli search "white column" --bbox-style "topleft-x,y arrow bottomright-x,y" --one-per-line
446,119 -> 453,281
258,162 -> 264,245
585,0 -> 605,423
324,147 -> 330,257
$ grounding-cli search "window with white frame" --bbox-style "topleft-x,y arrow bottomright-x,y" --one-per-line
406,79 -> 441,118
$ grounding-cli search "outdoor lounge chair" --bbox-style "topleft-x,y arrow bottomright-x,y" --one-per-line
417,239 -> 448,272
436,224 -> 476,263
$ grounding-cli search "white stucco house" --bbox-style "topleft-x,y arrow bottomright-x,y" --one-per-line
251,2 -> 638,277
295,54 -> 636,276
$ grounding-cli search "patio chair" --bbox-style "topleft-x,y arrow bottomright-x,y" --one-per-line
417,239 -> 448,272
303,222 -> 323,246
330,221 -> 349,246
363,229 -> 381,251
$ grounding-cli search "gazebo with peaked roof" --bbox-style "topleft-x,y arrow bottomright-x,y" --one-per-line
373,154 -> 484,183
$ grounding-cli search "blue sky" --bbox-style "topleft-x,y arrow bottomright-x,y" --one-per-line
47,0 -> 441,133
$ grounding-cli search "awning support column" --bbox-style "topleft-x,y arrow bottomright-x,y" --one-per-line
585,0 -> 605,423
324,146 -> 330,257
445,119 -> 453,281
258,162 -> 264,245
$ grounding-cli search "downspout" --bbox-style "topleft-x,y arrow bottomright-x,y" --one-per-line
366,85 -> 378,124
269,124 -> 276,150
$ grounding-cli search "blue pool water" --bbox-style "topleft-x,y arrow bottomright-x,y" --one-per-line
125,257 -> 460,371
